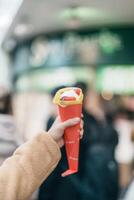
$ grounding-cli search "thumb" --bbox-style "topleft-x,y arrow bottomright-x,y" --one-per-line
61,118 -> 80,130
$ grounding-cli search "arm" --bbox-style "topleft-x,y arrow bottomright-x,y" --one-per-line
0,117 -> 81,200
0,132 -> 61,200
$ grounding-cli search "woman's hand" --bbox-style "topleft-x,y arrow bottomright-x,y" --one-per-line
48,116 -> 84,147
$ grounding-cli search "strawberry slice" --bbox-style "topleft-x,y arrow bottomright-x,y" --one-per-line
75,88 -> 80,96
61,96 -> 76,101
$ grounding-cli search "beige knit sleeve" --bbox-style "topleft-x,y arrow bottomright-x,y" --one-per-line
0,132 -> 61,200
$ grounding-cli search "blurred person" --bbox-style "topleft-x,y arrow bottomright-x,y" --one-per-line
72,81 -> 119,200
114,106 -> 134,189
119,126 -> 134,200
0,115 -> 83,200
0,91 -> 22,165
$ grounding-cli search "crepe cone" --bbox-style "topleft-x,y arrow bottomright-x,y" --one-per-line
58,104 -> 82,177
53,87 -> 83,177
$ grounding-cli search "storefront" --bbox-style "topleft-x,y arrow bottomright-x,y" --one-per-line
8,27 -> 134,139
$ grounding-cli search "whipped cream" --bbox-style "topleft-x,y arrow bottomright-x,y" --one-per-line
60,89 -> 79,100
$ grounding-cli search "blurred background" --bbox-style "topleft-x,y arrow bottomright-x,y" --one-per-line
0,0 -> 134,200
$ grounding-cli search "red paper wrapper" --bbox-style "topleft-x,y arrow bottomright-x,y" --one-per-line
58,104 -> 82,177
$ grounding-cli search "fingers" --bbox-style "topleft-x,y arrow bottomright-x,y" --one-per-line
57,138 -> 64,148
77,120 -> 84,139
62,118 -> 80,129
80,128 -> 84,139
62,118 -> 84,139
80,119 -> 84,138
80,119 -> 83,129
